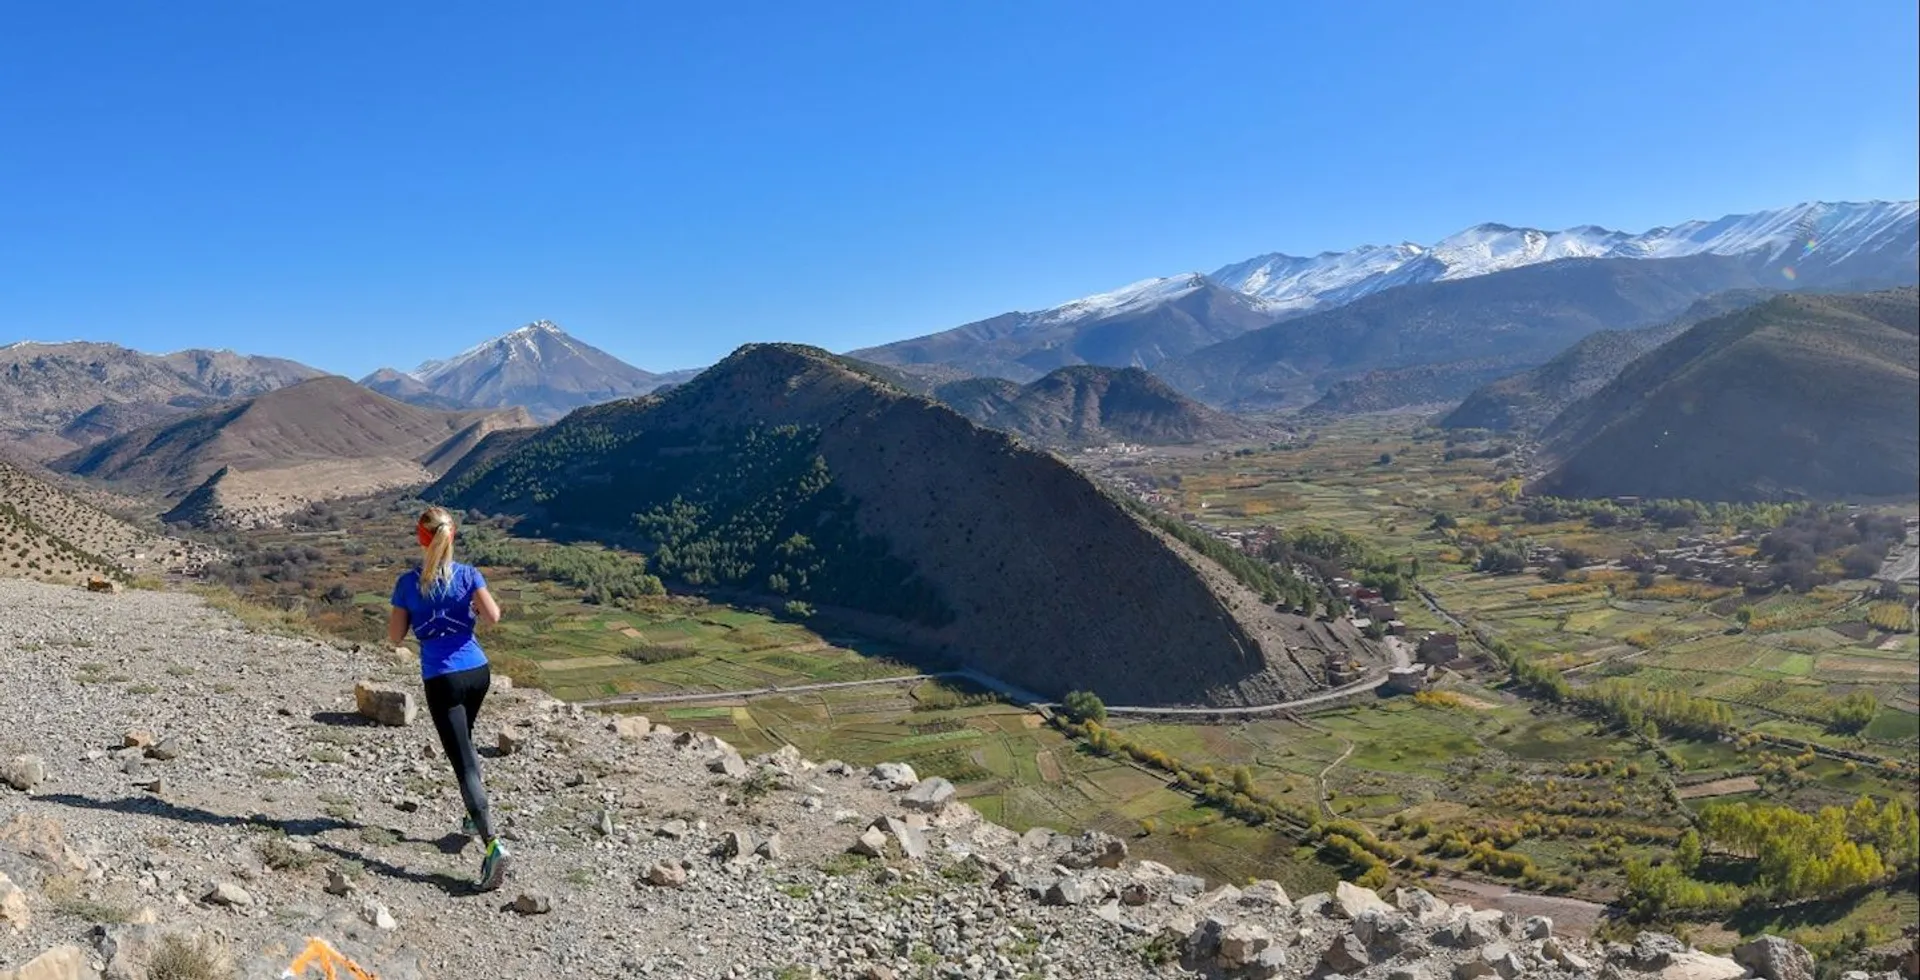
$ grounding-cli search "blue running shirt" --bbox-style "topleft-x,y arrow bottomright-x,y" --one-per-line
391,562 -> 489,679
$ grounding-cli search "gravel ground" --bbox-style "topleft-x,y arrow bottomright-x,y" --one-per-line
0,579 -> 1849,980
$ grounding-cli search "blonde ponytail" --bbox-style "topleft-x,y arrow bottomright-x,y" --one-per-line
418,506 -> 456,596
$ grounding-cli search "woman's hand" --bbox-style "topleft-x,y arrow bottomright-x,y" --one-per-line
473,587 -> 502,626
387,607 -> 410,647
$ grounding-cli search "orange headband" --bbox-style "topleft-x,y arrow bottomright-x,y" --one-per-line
417,521 -> 447,548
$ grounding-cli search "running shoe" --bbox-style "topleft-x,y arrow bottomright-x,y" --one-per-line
477,838 -> 511,892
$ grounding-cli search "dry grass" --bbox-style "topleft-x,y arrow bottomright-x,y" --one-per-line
148,931 -> 236,980
188,586 -> 318,638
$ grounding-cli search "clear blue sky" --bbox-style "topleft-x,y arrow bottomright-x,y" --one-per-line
3,1 -> 1915,377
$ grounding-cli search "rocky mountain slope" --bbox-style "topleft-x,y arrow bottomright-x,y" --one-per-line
1535,288 -> 1920,502
935,366 -> 1278,447
365,321 -> 667,422
1440,290 -> 1779,432
0,578 -> 1844,980
1156,254 -> 1791,410
355,369 -> 469,412
46,378 -> 535,527
0,342 -> 324,460
850,276 -> 1276,382
433,344 -> 1374,707
0,459 -> 218,583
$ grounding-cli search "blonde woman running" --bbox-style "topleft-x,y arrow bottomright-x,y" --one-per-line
386,506 -> 511,891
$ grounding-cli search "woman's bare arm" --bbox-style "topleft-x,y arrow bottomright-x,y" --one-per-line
473,587 -> 502,626
386,607 -> 410,647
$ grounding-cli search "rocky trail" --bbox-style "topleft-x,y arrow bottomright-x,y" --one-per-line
0,579 -> 1856,980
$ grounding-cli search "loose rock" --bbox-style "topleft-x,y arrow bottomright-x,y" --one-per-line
353,680 -> 416,726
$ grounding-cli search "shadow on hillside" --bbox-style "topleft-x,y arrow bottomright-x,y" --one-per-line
35,793 -> 478,896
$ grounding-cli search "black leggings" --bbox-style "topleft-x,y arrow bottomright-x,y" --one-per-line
423,664 -> 494,841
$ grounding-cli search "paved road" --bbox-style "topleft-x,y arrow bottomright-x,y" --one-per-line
575,652 -> 1408,718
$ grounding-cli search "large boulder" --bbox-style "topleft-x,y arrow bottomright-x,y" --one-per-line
868,763 -> 918,791
0,872 -> 27,932
1334,881 -> 1394,920
1733,937 -> 1816,980
901,777 -> 956,814
352,680 -> 416,726
0,945 -> 98,980
1,756 -> 45,793
1060,830 -> 1129,870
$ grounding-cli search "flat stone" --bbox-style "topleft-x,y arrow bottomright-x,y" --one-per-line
870,817 -> 927,861
1043,877 -> 1101,907
0,871 -> 28,932
202,882 -> 253,907
496,731 -> 525,756
1217,922 -> 1272,969
1239,879 -> 1290,908
1,755 -> 45,792
756,834 -> 785,861
1733,936 -> 1816,980
707,751 -> 748,779
1654,951 -> 1748,980
353,681 -> 415,726
1322,933 -> 1370,973
1334,880 -> 1393,919
324,869 -> 354,897
868,762 -> 918,791
121,731 -> 155,749
360,900 -> 396,930
510,892 -> 551,915
0,944 -> 95,980
610,716 -> 651,739
1521,915 -> 1552,940
900,777 -> 955,813
643,862 -> 687,888
851,828 -> 890,858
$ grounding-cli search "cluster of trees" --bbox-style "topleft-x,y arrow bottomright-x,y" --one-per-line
202,542 -> 329,591
1517,496 -> 1808,533
446,422 -> 954,627
1131,506 -> 1317,610
1701,797 -> 1918,896
1827,691 -> 1879,734
1758,508 -> 1907,588
1583,680 -> 1735,742
1255,525 -> 1415,607
461,528 -> 664,604
1484,635 -> 1732,744
1626,796 -> 1919,918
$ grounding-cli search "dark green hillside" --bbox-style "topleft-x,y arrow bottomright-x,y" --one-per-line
1536,288 -> 1919,502
438,416 -> 948,625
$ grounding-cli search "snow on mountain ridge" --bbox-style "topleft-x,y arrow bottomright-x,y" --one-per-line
1210,199 -> 1918,314
1030,274 -> 1210,326
412,320 -> 568,382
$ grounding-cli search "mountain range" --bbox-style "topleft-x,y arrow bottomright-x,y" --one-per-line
0,341 -> 326,459
1534,287 -> 1919,502
48,377 -> 535,527
856,200 -> 1919,405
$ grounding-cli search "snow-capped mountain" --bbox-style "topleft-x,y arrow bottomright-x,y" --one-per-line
361,321 -> 666,422
850,276 -> 1273,382
1215,200 -> 1918,313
